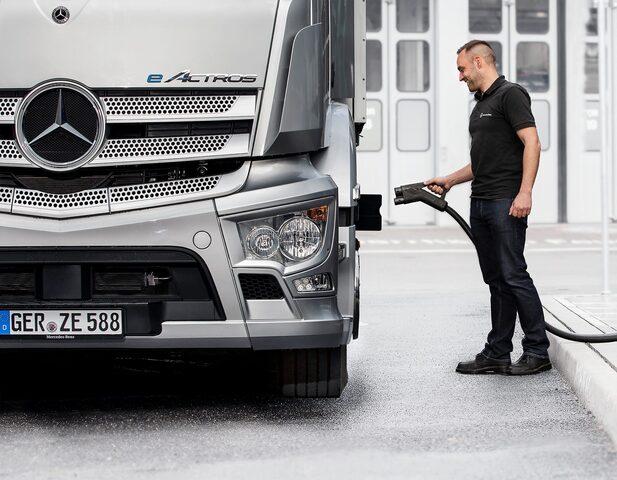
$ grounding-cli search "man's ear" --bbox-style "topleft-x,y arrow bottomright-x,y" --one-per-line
474,56 -> 482,69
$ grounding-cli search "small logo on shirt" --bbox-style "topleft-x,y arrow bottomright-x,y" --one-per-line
480,113 -> 493,118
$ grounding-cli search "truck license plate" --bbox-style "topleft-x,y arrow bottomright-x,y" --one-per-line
0,310 -> 123,336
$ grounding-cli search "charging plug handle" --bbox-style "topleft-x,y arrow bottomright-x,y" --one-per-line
393,182 -> 449,212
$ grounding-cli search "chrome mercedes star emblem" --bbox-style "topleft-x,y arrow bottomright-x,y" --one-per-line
15,80 -> 106,172
30,90 -> 94,146
52,6 -> 70,24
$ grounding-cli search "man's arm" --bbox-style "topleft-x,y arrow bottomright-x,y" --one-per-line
509,126 -> 541,218
424,163 -> 474,195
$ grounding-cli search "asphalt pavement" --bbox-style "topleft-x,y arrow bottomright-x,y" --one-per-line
0,224 -> 616,479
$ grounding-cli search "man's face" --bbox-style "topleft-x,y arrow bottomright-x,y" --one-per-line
457,52 -> 479,92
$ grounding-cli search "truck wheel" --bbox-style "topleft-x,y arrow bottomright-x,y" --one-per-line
276,346 -> 348,398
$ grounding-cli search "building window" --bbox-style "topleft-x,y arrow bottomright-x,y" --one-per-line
397,40 -> 430,92
397,100 -> 430,151
491,41 -> 503,75
469,0 -> 502,33
396,0 -> 429,33
585,42 -> 599,94
516,0 -> 549,34
367,40 -> 383,92
367,0 -> 382,32
516,42 -> 550,92
586,0 -> 598,36
585,101 -> 601,151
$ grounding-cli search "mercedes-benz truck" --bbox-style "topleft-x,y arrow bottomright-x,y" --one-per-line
0,0 -> 380,397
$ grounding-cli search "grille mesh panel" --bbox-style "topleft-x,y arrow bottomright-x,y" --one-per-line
239,274 -> 285,300
0,187 -> 13,212
13,188 -> 108,209
109,176 -> 221,203
4,173 -> 224,217
0,98 -> 19,119
0,140 -> 23,159
98,135 -> 231,159
0,187 -> 13,203
102,95 -> 239,117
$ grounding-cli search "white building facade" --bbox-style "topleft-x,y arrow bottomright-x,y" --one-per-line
358,0 -> 609,225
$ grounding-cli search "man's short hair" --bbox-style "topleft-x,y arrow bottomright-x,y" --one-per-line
457,40 -> 496,65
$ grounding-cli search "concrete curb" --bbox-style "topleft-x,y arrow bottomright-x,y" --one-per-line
546,308 -> 617,447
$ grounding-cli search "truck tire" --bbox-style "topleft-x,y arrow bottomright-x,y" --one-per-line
276,346 -> 348,398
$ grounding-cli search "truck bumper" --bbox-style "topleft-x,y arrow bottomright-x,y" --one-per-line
0,158 -> 349,350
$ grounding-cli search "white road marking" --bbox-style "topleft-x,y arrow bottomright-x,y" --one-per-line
362,247 -> 617,254
360,237 -> 614,249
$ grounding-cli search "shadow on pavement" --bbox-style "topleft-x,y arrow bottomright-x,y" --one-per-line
0,351 -> 361,422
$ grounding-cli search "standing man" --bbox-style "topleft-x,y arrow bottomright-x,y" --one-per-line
425,40 -> 551,375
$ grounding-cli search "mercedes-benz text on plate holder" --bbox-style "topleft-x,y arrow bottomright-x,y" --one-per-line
0,0 -> 380,398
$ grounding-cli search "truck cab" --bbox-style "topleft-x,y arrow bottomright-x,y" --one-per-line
0,0 -> 378,397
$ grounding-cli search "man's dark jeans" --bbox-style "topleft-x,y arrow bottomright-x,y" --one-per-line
470,197 -> 550,359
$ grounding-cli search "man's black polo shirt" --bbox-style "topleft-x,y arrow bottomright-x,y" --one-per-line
469,75 -> 536,199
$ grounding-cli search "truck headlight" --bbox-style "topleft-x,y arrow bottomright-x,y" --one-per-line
246,226 -> 280,259
238,205 -> 328,265
279,216 -> 321,261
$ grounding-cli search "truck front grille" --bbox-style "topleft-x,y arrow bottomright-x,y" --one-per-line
0,89 -> 257,168
0,159 -> 247,218
7,173 -> 220,218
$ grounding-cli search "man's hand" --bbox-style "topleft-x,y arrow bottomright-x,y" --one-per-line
424,177 -> 452,196
509,191 -> 532,218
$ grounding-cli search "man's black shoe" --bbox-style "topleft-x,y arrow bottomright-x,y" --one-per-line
506,353 -> 552,375
455,353 -> 511,374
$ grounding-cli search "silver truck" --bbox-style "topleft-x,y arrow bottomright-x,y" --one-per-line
0,0 -> 380,397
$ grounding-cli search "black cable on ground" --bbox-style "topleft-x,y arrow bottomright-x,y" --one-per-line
394,184 -> 617,343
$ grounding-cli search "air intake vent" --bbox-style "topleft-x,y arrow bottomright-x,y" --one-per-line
0,268 -> 35,296
239,274 -> 285,300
